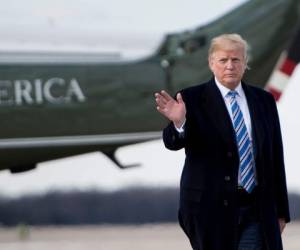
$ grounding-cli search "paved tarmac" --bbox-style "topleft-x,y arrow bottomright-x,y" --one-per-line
0,222 -> 299,250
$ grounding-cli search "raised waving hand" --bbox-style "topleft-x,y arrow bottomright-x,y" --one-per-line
155,90 -> 186,128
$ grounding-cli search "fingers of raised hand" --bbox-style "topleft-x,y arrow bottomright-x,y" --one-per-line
155,93 -> 167,107
160,90 -> 173,101
155,94 -> 164,114
155,91 -> 174,111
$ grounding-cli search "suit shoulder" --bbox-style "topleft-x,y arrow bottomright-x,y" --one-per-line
179,81 -> 210,98
247,84 -> 275,102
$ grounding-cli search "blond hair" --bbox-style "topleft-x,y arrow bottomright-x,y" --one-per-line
208,33 -> 250,68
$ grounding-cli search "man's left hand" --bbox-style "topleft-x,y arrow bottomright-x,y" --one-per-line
278,218 -> 286,234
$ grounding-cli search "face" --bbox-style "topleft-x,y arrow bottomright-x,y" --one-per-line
209,45 -> 246,89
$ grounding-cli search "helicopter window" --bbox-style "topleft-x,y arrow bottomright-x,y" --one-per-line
180,36 -> 206,54
159,34 -> 206,57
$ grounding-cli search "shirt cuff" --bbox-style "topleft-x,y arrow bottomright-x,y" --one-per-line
174,120 -> 186,133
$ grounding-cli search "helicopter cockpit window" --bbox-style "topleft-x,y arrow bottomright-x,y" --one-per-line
159,34 -> 206,58
180,36 -> 206,55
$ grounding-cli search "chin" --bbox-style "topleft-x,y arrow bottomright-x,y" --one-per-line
223,80 -> 240,89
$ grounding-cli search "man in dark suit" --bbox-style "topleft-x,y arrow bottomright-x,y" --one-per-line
155,34 -> 290,250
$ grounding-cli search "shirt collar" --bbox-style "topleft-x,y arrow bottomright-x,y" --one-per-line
214,77 -> 243,99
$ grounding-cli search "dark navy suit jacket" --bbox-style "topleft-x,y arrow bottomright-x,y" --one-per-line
163,79 -> 290,250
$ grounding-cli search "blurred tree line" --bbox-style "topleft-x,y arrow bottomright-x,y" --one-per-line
0,188 -> 299,226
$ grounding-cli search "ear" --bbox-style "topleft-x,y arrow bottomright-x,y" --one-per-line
208,56 -> 214,72
242,60 -> 248,72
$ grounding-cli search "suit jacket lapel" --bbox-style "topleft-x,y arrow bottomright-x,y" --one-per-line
242,83 -> 265,158
200,80 -> 265,155
201,79 -> 237,150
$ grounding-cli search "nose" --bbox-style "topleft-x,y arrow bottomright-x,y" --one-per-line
225,60 -> 234,69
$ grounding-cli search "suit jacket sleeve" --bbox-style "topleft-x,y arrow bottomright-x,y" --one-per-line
163,122 -> 186,150
269,94 -> 290,222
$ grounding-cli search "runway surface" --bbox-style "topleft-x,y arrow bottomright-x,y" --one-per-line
0,222 -> 299,250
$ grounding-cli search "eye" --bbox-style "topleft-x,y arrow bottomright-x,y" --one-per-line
232,58 -> 240,63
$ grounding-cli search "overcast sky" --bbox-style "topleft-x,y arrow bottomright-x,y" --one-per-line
1,0 -> 299,197
0,0 -> 247,58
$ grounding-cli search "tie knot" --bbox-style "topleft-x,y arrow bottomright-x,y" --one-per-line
227,90 -> 238,99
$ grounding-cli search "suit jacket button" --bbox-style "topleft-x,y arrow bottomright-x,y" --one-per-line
227,152 -> 233,158
224,200 -> 229,206
224,176 -> 231,181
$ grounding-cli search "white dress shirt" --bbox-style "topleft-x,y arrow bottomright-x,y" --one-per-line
215,78 -> 256,185
214,78 -> 252,141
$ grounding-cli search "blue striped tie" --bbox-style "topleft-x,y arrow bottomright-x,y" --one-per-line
227,91 -> 256,193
